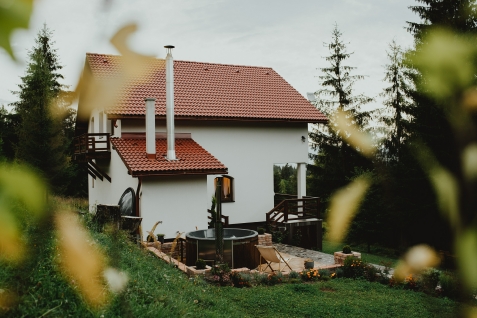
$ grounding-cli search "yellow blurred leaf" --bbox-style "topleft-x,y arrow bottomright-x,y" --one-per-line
0,206 -> 23,262
407,28 -> 476,99
333,109 -> 375,158
55,212 -> 107,307
462,143 -> 477,181
73,23 -> 160,121
0,288 -> 18,310
394,244 -> 440,281
0,163 -> 46,217
462,87 -> 477,111
456,229 -> 477,292
326,176 -> 371,242
0,0 -> 33,59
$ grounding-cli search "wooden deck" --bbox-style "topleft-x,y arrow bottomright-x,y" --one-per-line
73,133 -> 111,162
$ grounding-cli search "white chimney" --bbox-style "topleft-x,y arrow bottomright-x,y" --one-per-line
145,97 -> 156,159
165,45 -> 176,160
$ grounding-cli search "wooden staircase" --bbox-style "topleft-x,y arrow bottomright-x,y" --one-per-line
266,196 -> 320,232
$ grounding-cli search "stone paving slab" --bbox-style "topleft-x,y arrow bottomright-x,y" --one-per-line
274,243 -> 394,276
274,243 -> 335,267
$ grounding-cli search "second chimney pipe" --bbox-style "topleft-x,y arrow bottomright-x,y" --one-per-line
165,45 -> 176,160
145,97 -> 156,159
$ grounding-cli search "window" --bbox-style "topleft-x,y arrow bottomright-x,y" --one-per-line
214,175 -> 234,202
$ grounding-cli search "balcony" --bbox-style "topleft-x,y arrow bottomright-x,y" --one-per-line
73,133 -> 111,162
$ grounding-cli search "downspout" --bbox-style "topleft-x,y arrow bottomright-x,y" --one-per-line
135,177 -> 142,217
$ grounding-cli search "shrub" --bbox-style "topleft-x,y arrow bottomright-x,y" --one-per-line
254,272 -> 270,285
420,268 -> 440,295
209,263 -> 231,286
439,271 -> 460,299
257,227 -> 265,235
267,272 -> 283,285
364,265 -> 380,282
195,258 -> 207,270
335,267 -> 344,278
288,270 -> 300,279
342,245 -> 352,254
300,268 -> 320,281
230,271 -> 251,288
318,269 -> 331,281
404,274 -> 419,291
343,257 -> 366,279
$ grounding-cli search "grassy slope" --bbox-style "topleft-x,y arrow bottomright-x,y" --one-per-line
1,228 -> 462,317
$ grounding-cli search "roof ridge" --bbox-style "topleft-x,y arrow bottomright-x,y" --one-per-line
85,53 -> 273,70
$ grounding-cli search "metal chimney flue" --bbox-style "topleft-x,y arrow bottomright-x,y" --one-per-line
145,98 -> 156,159
165,45 -> 176,160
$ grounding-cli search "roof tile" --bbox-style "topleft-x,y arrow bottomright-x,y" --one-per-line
111,137 -> 228,177
86,53 -> 327,122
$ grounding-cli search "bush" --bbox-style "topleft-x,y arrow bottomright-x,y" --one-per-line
257,227 -> 265,235
343,257 -> 366,279
342,245 -> 352,254
230,271 -> 251,288
420,268 -> 440,295
300,268 -> 320,281
288,271 -> 300,279
195,258 -> 207,270
209,263 -> 231,286
439,271 -> 460,299
318,269 -> 331,281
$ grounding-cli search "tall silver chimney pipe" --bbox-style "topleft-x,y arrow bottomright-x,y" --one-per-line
165,45 -> 176,160
145,97 -> 156,159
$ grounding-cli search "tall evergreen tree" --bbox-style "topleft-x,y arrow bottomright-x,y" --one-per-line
408,0 -> 477,42
376,41 -> 414,163
12,25 -> 70,193
308,24 -> 373,200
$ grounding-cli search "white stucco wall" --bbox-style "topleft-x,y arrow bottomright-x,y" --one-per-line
121,120 -> 309,226
88,149 -> 138,212
141,176 -> 208,239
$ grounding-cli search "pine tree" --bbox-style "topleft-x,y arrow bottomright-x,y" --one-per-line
308,24 -> 373,199
377,41 -> 414,163
407,0 -> 477,42
13,25 -> 70,192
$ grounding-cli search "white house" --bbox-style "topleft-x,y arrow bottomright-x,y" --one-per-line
74,47 -> 327,239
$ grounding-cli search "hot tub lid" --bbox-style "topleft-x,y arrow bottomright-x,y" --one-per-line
186,228 -> 258,240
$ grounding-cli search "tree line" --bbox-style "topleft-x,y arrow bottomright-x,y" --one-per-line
0,25 -> 86,197
308,0 -> 477,254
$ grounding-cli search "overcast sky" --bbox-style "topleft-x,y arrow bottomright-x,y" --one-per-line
0,0 -> 418,111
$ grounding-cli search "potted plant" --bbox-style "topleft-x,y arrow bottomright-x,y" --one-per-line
195,258 -> 207,270
304,258 -> 314,269
157,234 -> 165,244
257,227 -> 265,235
342,245 -> 352,254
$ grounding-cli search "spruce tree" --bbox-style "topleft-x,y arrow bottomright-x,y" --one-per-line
308,24 -> 372,199
377,41 -> 414,163
13,25 -> 69,193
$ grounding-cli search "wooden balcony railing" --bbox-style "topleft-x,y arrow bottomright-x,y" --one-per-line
266,197 -> 320,228
73,133 -> 111,162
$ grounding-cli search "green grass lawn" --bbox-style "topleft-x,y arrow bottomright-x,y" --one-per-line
0,228 -> 467,317
0,199 -> 471,317
322,240 -> 399,267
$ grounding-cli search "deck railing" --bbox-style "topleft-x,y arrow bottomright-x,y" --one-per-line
73,133 -> 111,161
266,197 -> 320,227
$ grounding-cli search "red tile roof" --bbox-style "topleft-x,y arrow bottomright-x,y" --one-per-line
85,53 -> 327,122
111,136 -> 228,177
